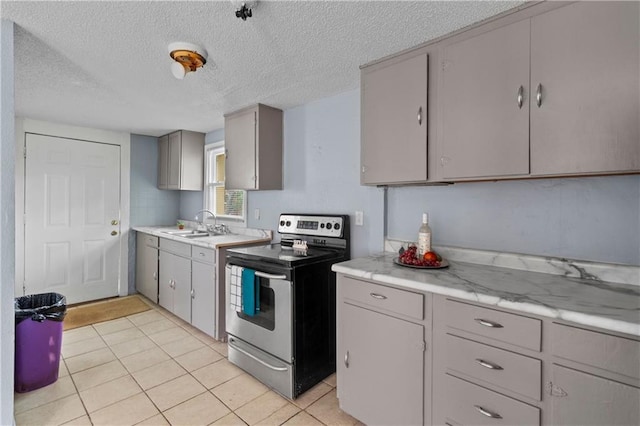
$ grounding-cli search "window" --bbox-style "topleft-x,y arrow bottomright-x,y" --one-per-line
204,143 -> 246,223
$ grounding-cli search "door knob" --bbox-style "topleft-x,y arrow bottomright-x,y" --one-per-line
111,230 -> 118,236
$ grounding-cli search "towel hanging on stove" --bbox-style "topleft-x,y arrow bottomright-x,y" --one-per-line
229,266 -> 243,312
241,268 -> 260,316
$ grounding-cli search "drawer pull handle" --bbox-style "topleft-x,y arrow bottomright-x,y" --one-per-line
370,293 -> 387,300
344,351 -> 350,368
476,359 -> 503,370
474,318 -> 504,328
474,405 -> 502,419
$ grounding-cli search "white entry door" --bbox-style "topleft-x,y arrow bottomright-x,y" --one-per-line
24,133 -> 121,304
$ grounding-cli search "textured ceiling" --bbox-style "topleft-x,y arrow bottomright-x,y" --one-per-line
1,1 -> 522,137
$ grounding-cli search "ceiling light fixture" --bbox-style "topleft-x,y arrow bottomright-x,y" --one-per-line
168,42 -> 208,80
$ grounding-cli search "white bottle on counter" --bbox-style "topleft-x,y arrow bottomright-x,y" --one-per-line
417,213 -> 432,257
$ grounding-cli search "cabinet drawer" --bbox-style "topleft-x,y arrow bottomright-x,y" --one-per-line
444,374 -> 540,426
445,299 -> 541,351
446,334 -> 541,400
552,323 -> 640,380
142,234 -> 159,247
192,246 -> 215,264
342,276 -> 423,320
159,238 -> 191,257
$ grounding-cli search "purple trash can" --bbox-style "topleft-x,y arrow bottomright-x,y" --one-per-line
14,293 -> 66,393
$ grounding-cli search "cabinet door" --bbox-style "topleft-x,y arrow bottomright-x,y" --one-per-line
191,260 -> 215,337
225,108 -> 256,190
361,52 -> 428,185
171,253 -> 192,323
338,302 -> 424,425
167,131 -> 181,189
530,2 -> 640,176
550,364 -> 640,426
158,135 -> 169,189
440,20 -> 530,179
158,250 -> 175,312
135,234 -> 158,303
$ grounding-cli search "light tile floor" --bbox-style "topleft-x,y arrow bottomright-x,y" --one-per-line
14,298 -> 361,426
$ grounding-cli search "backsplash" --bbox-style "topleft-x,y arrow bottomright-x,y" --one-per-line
385,239 -> 640,287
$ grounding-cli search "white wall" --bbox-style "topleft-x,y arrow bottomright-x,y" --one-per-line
247,90 -> 386,258
0,18 -> 15,426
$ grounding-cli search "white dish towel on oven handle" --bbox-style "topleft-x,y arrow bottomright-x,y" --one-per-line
229,265 -> 243,312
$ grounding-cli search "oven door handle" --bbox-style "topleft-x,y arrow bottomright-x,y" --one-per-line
254,271 -> 288,280
229,338 -> 289,371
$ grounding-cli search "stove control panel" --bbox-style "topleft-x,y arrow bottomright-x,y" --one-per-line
278,214 -> 345,238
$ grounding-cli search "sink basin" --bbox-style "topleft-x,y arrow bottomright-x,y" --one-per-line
162,229 -> 210,238
182,233 -> 212,239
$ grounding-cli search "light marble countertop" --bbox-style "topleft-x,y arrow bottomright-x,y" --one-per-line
332,253 -> 640,337
133,226 -> 272,249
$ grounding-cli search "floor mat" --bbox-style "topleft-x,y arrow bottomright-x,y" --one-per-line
63,295 -> 151,330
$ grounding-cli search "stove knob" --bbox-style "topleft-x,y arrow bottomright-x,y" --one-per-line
326,223 -> 332,230
280,220 -> 285,226
320,223 -> 325,228
334,223 -> 341,230
286,221 -> 291,227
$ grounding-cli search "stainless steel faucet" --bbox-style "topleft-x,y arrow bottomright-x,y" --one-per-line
194,209 -> 216,231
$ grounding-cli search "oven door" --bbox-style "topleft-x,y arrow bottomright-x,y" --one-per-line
225,264 -> 293,362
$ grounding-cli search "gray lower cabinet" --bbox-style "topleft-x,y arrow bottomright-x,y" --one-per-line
337,273 -> 640,426
224,104 -> 283,190
338,303 -> 424,426
135,233 -> 158,303
550,364 -> 640,426
158,239 -> 192,323
361,51 -> 428,185
191,246 -> 216,338
337,275 -> 426,425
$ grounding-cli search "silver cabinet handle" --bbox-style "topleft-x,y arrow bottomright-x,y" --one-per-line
536,83 -> 543,107
229,338 -> 288,371
474,405 -> 502,419
152,272 -> 157,281
255,271 -> 287,280
370,293 -> 387,300
475,318 -> 503,328
344,351 -> 350,368
517,85 -> 524,109
191,289 -> 195,299
417,106 -> 423,125
476,359 -> 504,370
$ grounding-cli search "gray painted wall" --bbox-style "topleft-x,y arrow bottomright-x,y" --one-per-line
130,134 -> 180,227
128,133 -> 180,293
247,90 -> 386,258
387,175 -> 640,266
0,19 -> 14,425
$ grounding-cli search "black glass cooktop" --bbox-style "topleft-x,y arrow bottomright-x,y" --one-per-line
227,243 -> 344,267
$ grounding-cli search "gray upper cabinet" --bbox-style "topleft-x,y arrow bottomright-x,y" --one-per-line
530,1 -> 640,176
440,20 -> 530,180
361,51 -> 428,185
224,104 -> 283,190
158,130 -> 204,190
436,1 -> 639,181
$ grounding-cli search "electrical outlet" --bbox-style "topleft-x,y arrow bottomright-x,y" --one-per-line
254,209 -> 260,220
355,211 -> 364,226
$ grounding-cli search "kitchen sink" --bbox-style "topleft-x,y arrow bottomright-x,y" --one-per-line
161,229 -> 210,238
